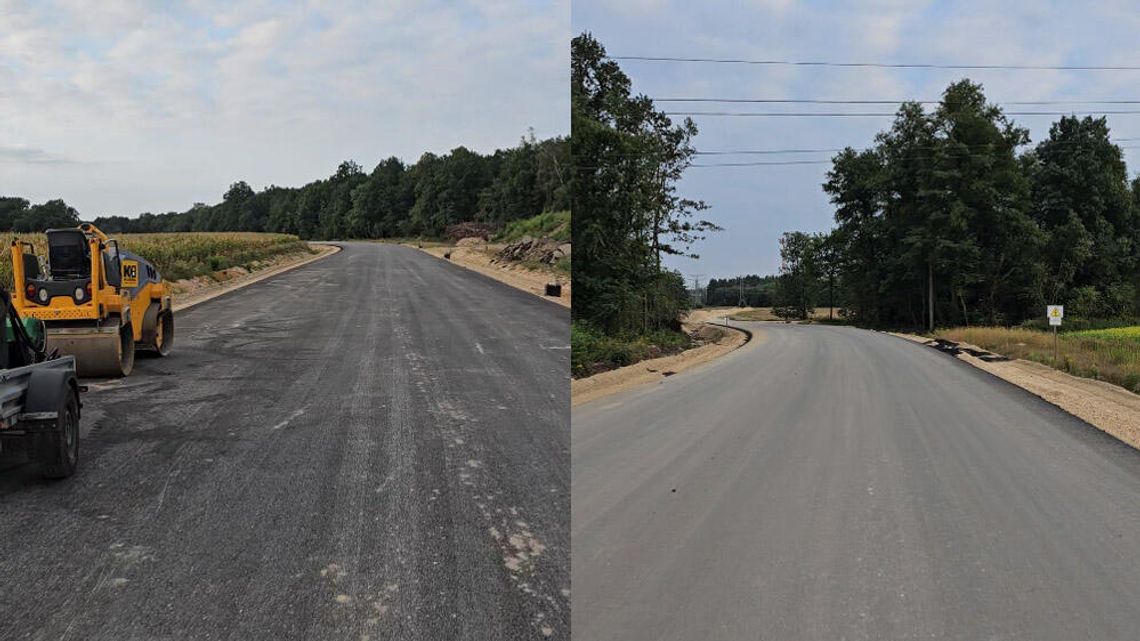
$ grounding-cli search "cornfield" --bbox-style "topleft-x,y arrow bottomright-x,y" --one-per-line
1072,326 -> 1140,341
0,232 -> 312,289
936,326 -> 1140,393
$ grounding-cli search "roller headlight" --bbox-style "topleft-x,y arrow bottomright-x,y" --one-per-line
37,288 -> 49,303
74,287 -> 85,301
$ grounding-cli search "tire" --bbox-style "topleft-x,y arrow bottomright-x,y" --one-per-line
154,311 -> 173,356
38,391 -> 79,479
140,305 -> 174,357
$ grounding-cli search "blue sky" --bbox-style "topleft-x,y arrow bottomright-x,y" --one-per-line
1,0 -> 568,216
573,0 -> 1140,279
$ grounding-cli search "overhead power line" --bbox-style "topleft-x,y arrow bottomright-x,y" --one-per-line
595,136 -> 1140,160
611,55 -> 1140,71
694,137 -> 1140,155
656,98 -> 1140,105
691,159 -> 832,167
689,144 -> 1140,167
665,110 -> 1140,117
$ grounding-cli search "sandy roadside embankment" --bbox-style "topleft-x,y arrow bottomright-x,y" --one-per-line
414,242 -> 570,308
571,318 -> 758,407
892,332 -> 1140,451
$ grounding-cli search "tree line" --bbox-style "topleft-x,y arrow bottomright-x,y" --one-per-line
572,32 -> 718,337
0,198 -> 82,232
778,79 -> 1140,328
703,275 -> 779,308
3,133 -> 567,240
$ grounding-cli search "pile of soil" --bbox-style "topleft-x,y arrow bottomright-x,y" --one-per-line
456,237 -> 486,247
494,236 -> 571,265
692,324 -> 730,344
444,222 -> 499,242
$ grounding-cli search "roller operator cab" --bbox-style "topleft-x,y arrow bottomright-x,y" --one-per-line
11,223 -> 174,377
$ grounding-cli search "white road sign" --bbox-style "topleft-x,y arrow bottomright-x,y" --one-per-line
1047,305 -> 1063,326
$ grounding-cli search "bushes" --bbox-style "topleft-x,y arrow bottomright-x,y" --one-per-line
495,211 -> 570,243
571,322 -> 691,378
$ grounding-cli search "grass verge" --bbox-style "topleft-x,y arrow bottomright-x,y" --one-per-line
495,211 -> 570,243
935,325 -> 1140,393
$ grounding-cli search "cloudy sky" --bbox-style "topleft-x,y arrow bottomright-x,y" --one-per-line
574,0 -> 1140,280
1,0 -> 568,216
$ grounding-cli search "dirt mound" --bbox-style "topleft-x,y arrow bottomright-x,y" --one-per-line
693,325 -> 729,344
444,222 -> 499,242
494,236 -> 570,265
456,237 -> 486,247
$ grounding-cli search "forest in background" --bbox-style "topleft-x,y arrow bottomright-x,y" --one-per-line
775,80 -> 1140,330
1,132 -> 568,240
702,275 -> 780,308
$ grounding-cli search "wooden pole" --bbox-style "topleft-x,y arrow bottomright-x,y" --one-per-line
928,260 -> 934,332
1054,325 -> 1058,365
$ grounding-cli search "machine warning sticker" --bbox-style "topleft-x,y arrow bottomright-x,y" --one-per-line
121,260 -> 140,288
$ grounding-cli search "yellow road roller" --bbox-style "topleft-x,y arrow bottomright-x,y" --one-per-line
10,223 -> 173,377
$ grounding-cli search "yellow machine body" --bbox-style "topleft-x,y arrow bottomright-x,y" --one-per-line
11,223 -> 174,377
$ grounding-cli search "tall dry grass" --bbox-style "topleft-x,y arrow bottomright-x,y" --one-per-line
936,326 -> 1140,393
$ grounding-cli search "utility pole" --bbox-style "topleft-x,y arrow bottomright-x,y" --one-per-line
928,259 -> 934,332
737,277 -> 746,307
689,274 -> 705,306
828,272 -> 834,320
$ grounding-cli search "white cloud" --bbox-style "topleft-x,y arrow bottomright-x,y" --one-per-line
1,0 -> 569,215
0,144 -> 77,164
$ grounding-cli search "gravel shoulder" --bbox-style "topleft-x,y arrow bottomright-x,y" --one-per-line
892,331 -> 1140,450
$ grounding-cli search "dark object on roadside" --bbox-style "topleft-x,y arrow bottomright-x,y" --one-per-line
928,338 -> 1010,362
545,282 -> 562,297
444,251 -> 452,260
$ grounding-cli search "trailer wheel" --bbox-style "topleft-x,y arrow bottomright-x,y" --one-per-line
38,392 -> 79,479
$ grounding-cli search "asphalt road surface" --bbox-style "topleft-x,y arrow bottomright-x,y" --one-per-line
573,323 -> 1140,641
0,243 -> 569,641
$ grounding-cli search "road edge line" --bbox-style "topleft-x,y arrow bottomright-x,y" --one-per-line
172,243 -> 341,313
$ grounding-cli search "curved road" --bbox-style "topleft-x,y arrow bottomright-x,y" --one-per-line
0,243 -> 569,641
573,322 -> 1140,641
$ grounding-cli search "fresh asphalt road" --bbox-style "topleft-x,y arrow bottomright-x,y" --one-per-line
573,322 -> 1140,641
0,243 -> 568,641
